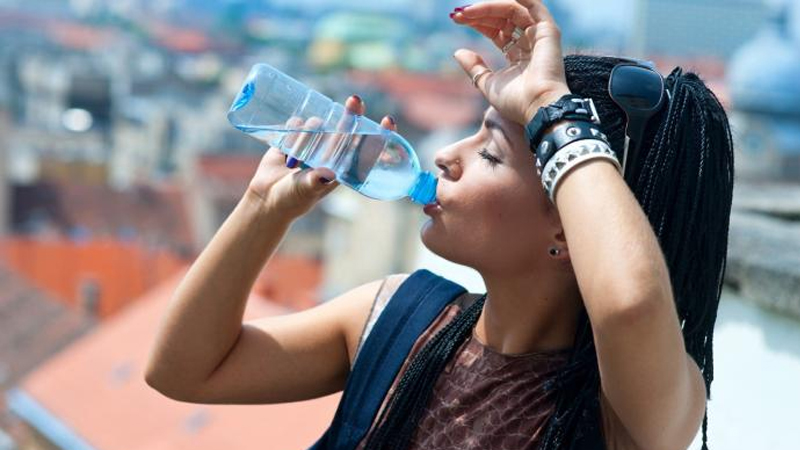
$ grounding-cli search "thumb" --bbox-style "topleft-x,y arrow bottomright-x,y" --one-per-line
454,48 -> 494,94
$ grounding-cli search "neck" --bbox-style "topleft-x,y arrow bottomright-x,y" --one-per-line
474,268 -> 583,355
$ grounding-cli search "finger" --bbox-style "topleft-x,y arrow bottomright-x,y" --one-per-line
453,49 -> 494,94
515,0 -> 556,23
287,116 -> 324,168
295,166 -> 339,195
459,20 -> 516,51
282,116 -> 304,168
325,96 -> 363,163
456,2 -> 534,28
453,14 -> 527,55
344,94 -> 365,115
263,146 -> 292,169
451,15 -> 507,29
380,115 -> 397,132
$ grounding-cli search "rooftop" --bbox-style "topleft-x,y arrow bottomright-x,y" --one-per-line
6,271 -> 339,450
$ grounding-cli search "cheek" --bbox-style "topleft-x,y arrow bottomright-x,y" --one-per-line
459,182 -> 542,247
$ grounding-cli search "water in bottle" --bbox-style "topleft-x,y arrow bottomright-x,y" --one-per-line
227,64 -> 437,205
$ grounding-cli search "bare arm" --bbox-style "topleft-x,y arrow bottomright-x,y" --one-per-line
555,161 -> 706,450
450,0 -> 706,447
145,189 -> 289,395
145,96 -> 398,404
146,184 -> 386,404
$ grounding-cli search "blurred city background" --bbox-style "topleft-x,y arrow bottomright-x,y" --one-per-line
0,0 -> 799,449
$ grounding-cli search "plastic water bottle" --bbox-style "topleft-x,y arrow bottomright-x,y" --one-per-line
227,64 -> 437,205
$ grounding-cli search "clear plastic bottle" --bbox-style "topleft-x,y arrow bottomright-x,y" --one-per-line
227,64 -> 437,205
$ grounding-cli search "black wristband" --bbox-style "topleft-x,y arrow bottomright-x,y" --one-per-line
534,120 -> 611,175
525,94 -> 601,152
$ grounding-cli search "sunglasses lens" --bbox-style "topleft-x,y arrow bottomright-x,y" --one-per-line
610,65 -> 664,111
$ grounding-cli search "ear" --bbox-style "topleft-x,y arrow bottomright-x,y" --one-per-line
551,229 -> 571,261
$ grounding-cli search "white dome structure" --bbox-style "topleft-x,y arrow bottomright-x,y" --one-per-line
727,2 -> 800,181
729,6 -> 800,115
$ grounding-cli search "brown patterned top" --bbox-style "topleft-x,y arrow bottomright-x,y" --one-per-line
353,274 -> 572,450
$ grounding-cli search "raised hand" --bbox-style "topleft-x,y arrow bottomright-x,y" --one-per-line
451,0 -> 572,125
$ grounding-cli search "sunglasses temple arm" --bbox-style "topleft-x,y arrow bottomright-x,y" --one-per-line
621,135 -> 631,178
623,117 -> 649,182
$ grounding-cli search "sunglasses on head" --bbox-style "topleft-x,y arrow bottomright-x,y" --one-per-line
608,59 -> 669,181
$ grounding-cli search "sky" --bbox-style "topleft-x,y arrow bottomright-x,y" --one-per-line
561,0 -> 633,31
266,0 -> 636,35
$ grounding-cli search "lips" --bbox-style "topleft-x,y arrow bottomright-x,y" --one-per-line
423,200 -> 442,216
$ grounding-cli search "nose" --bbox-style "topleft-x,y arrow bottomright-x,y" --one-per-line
434,147 -> 462,180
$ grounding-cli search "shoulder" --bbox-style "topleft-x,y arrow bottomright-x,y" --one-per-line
340,273 -> 411,367
347,270 -> 473,365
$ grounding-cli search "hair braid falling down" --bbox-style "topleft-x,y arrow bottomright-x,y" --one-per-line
362,54 -> 734,450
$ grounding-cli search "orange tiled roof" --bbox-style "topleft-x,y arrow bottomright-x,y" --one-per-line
349,69 -> 484,131
197,154 -> 261,182
47,23 -> 119,51
148,22 -> 214,54
0,261 -> 94,390
254,255 -> 324,311
1,236 -> 189,318
10,270 -> 340,450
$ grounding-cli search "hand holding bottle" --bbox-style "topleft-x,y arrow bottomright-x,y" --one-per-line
228,64 -> 437,205
246,95 -> 400,220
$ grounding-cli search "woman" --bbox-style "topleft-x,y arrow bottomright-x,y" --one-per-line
145,1 -> 733,449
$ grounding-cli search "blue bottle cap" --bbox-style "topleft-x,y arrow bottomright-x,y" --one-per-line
409,171 -> 438,205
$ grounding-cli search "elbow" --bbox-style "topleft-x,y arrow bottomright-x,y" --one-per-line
144,363 -> 199,403
144,366 -> 173,398
145,371 -> 198,402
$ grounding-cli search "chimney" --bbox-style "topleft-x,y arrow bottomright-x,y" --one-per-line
77,275 -> 101,315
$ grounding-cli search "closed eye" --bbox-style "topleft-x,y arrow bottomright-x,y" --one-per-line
478,148 -> 502,167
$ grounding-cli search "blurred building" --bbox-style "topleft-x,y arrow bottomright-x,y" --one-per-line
0,111 -> 9,237
308,12 -> 408,72
728,2 -> 800,181
319,189 -> 420,298
631,0 -> 770,59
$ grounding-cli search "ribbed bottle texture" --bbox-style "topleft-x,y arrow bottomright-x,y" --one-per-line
227,64 -> 437,205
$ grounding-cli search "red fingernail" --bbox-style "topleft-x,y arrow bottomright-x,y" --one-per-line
352,95 -> 362,104
454,5 -> 471,12
449,12 -> 455,18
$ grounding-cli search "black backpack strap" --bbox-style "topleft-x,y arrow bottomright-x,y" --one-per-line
308,269 -> 466,450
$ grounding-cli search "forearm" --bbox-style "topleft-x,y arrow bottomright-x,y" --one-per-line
145,190 -> 293,391
554,160 -> 674,324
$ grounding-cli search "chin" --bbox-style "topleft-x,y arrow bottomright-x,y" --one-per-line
420,220 -> 483,268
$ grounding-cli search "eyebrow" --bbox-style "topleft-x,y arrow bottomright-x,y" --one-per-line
484,118 -> 512,150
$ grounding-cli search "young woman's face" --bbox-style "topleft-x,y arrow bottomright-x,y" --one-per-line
421,107 -> 560,274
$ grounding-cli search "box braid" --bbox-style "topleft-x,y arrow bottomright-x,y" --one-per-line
362,54 -> 733,450
536,55 -> 734,450
362,294 -> 486,450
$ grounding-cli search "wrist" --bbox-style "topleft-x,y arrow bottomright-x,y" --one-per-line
524,86 -> 573,123
242,188 -> 295,228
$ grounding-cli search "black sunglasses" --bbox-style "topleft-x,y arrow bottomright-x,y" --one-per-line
608,60 -> 668,181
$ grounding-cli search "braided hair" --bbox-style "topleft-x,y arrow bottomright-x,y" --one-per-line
362,294 -> 487,450
363,55 -> 734,450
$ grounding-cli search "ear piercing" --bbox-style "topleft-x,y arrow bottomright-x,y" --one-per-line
549,247 -> 561,257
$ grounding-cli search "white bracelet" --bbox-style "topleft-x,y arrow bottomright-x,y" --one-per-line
541,139 -> 622,203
